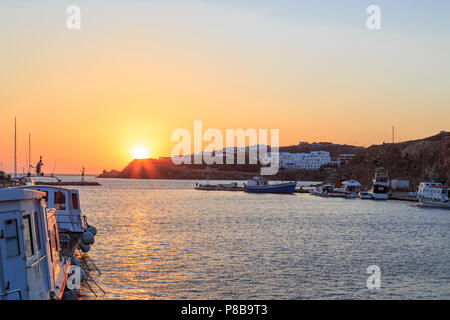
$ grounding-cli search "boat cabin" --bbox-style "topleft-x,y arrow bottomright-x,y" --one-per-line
418,182 -> 442,194
339,180 -> 362,193
0,188 -> 70,300
19,186 -> 84,234
417,182 -> 449,202
247,177 -> 268,186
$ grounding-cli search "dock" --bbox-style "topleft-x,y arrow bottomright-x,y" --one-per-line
390,191 -> 418,202
34,181 -> 101,186
195,186 -> 243,191
194,183 -> 313,193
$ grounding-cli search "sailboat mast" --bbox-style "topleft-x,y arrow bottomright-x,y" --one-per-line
28,133 -> 31,173
14,117 -> 17,177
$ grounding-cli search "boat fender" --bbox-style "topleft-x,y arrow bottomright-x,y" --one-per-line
81,231 -> 95,245
87,226 -> 97,236
79,242 -> 91,253
62,289 -> 77,300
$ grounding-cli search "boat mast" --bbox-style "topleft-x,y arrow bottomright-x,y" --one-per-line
28,133 -> 31,174
14,117 -> 17,177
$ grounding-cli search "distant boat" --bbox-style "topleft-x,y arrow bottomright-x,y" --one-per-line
311,181 -> 361,198
416,182 -> 450,209
334,180 -> 361,198
358,191 -> 373,199
310,183 -> 337,197
369,167 -> 390,200
194,182 -> 242,191
244,177 -> 296,194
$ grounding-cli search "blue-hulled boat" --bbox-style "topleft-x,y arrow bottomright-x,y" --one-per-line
244,177 -> 297,194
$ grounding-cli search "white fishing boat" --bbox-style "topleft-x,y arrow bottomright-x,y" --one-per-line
369,167 -> 390,200
310,183 -> 347,198
416,182 -> 450,208
334,180 -> 361,198
18,184 -> 97,255
0,188 -> 70,300
2,173 -> 103,299
311,181 -> 361,198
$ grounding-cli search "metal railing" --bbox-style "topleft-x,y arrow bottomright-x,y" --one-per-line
1,289 -> 23,300
29,254 -> 47,268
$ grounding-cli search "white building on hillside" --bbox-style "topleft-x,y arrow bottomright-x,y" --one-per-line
280,151 -> 331,170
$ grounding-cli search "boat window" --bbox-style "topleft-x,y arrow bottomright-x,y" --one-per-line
23,215 -> 35,258
43,191 -> 48,204
5,219 -> 20,258
374,185 -> 388,193
72,193 -> 79,210
54,191 -> 66,210
34,211 -> 41,251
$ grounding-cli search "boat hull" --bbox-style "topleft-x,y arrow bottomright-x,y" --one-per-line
370,192 -> 389,200
418,198 -> 449,209
244,182 -> 296,194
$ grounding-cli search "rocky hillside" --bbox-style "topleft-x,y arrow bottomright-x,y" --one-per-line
333,132 -> 450,186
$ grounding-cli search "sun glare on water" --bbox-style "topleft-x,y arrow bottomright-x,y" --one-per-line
132,146 -> 150,159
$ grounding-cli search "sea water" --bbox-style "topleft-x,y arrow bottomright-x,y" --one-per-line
62,176 -> 449,299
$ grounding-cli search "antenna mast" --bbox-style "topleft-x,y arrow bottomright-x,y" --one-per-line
392,126 -> 395,144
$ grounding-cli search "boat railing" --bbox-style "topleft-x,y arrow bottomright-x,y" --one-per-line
75,248 -> 105,299
1,288 -> 23,300
28,254 -> 47,269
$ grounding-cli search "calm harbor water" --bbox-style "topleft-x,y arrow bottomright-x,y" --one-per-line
66,176 -> 449,299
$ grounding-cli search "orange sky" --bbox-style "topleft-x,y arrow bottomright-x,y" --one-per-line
1,1 -> 449,174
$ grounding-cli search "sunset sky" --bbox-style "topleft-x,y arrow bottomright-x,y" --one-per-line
1,0 -> 449,174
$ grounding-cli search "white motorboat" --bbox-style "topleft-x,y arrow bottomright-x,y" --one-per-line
358,191 -> 373,199
416,182 -> 449,208
369,167 -> 390,200
335,180 -> 361,198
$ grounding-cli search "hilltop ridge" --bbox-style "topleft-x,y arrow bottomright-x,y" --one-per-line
332,132 -> 450,186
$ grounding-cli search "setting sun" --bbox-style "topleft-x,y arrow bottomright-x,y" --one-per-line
132,146 -> 150,159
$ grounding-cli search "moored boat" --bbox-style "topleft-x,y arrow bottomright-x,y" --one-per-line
3,173 -> 103,299
311,181 -> 361,198
18,184 -> 96,256
0,188 -> 70,299
194,182 -> 242,191
416,182 -> 450,208
358,191 -> 373,199
334,180 -> 361,198
244,177 -> 296,194
310,184 -> 346,197
369,167 -> 390,200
